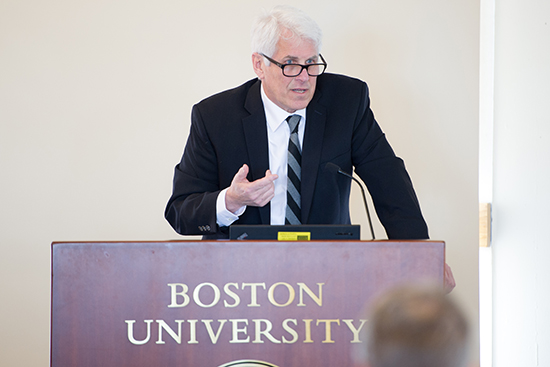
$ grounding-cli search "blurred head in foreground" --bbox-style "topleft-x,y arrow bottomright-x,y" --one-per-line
361,283 -> 469,367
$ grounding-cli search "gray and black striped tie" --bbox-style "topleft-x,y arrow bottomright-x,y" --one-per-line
285,114 -> 302,225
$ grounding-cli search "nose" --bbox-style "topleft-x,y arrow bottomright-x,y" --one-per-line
294,67 -> 310,82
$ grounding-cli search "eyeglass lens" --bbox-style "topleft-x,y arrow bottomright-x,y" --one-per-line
283,64 -> 324,77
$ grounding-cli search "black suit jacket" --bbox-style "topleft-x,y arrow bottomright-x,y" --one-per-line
165,73 -> 428,239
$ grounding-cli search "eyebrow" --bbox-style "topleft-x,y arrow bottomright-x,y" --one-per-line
281,55 -> 319,62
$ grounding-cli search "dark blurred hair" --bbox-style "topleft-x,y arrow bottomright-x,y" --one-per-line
364,283 -> 469,367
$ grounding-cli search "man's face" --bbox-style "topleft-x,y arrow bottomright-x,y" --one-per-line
253,34 -> 319,113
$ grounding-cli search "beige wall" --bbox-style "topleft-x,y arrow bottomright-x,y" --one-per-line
0,1 -> 480,365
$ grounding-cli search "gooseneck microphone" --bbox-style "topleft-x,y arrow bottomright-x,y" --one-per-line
325,163 -> 376,239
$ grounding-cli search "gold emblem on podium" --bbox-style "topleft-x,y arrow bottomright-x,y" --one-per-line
218,360 -> 279,367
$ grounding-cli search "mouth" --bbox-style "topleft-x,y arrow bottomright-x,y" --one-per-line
291,88 -> 308,94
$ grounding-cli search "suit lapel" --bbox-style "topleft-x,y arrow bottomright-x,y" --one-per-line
302,90 -> 327,223
242,80 -> 271,224
240,79 -> 327,225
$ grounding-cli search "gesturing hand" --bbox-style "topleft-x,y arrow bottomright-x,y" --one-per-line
225,164 -> 278,213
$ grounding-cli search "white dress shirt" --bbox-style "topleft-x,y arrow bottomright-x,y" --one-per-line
216,84 -> 306,226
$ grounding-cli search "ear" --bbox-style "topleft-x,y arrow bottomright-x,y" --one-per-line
252,53 -> 265,80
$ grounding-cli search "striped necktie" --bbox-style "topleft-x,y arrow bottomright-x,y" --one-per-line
285,114 -> 302,225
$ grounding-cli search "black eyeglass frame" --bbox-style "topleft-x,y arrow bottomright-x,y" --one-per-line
260,53 -> 327,77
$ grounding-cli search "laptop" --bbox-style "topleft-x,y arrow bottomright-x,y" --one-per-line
229,224 -> 360,241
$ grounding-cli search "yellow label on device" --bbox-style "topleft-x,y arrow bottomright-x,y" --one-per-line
278,232 -> 311,241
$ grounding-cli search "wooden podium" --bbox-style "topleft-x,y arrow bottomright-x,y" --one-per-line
50,240 -> 444,367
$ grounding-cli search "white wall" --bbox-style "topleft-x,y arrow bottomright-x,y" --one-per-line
490,0 -> 550,365
0,1 -> 480,365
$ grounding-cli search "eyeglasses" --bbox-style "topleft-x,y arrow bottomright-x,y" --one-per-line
260,53 -> 327,77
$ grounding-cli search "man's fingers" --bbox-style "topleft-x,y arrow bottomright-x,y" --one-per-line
242,172 -> 276,206
233,164 -> 249,183
227,165 -> 278,209
444,263 -> 456,293
252,184 -> 276,207
264,169 -> 279,182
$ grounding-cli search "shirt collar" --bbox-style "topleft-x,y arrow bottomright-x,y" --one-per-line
261,84 -> 306,131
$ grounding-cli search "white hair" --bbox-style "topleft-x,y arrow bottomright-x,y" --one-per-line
251,5 -> 323,59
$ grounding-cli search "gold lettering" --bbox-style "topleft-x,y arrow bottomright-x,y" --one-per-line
252,319 -> 281,344
267,282 -> 295,307
202,319 -> 227,344
223,282 -> 240,308
126,317 -> 366,346
282,319 -> 299,344
342,319 -> 367,343
317,319 -> 340,343
241,283 -> 266,307
126,320 -> 153,345
188,319 -> 198,344
167,283 -> 190,308
297,282 -> 324,307
229,319 -> 250,343
156,320 -> 184,344
303,319 -> 314,343
167,281 -> 324,308
193,282 -> 221,308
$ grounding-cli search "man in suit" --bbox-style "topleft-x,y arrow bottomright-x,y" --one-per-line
165,5 -> 429,242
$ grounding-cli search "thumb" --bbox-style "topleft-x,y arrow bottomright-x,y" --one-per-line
233,164 -> 249,183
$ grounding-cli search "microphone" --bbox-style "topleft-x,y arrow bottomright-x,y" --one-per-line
325,163 -> 376,239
